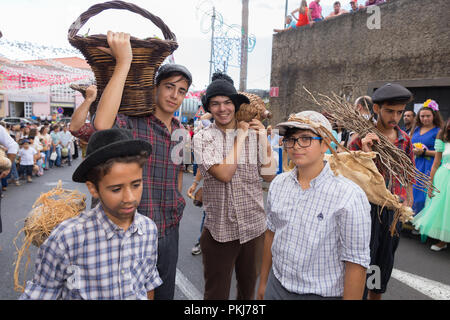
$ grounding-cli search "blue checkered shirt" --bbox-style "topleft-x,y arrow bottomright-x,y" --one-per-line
267,162 -> 371,297
20,205 -> 162,300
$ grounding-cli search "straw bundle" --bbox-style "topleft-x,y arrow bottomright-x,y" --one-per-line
302,88 -> 436,195
13,181 -> 86,292
282,114 -> 416,235
236,92 -> 272,122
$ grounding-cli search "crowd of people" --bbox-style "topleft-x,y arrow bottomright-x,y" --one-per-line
0,29 -> 446,301
274,0 -> 389,33
0,120 -> 79,189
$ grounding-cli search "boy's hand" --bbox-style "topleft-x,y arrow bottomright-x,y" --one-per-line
361,133 -> 380,152
97,31 -> 133,65
85,85 -> 97,102
187,183 -> 197,199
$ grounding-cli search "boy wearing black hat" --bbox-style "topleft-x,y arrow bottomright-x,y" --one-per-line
348,83 -> 415,300
193,73 -> 277,300
21,128 -> 161,300
92,32 -> 192,300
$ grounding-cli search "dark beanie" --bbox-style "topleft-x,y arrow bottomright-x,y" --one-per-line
204,73 -> 249,112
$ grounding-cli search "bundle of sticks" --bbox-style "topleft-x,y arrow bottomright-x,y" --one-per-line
13,181 -> 86,292
303,88 -> 436,196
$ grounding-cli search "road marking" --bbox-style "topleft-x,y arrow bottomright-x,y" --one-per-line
391,268 -> 450,300
175,268 -> 203,300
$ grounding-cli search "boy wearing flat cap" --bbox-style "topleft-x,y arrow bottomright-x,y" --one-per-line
348,83 -> 415,300
93,32 -> 192,300
193,73 -> 277,300
257,111 -> 371,300
20,128 -> 161,300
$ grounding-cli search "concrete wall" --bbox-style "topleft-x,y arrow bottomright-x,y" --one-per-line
269,0 -> 450,126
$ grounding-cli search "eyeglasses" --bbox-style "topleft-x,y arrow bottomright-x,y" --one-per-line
282,136 -> 322,148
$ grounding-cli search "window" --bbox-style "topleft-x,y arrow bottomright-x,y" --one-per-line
24,102 -> 33,118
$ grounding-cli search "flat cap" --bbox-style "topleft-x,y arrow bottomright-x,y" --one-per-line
155,63 -> 192,87
372,83 -> 412,104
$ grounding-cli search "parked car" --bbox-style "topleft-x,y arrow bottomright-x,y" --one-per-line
60,117 -> 72,125
1,117 -> 34,126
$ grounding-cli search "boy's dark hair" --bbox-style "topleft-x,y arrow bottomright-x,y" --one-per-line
377,96 -> 413,108
156,71 -> 191,87
86,152 -> 149,190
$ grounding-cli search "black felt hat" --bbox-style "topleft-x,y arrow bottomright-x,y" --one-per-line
72,128 -> 152,183
203,73 -> 250,113
372,83 -> 413,104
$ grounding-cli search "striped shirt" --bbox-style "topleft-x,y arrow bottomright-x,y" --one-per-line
193,123 -> 266,244
267,162 -> 371,297
20,205 -> 162,300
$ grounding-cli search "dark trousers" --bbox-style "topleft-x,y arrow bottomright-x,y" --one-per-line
200,228 -> 264,300
264,268 -> 341,300
363,204 -> 401,298
154,225 -> 180,300
19,165 -> 33,177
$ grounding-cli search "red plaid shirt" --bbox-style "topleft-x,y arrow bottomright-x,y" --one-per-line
348,126 -> 415,202
81,114 -> 186,238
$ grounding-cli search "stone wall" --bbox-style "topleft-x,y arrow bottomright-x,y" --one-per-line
269,0 -> 450,126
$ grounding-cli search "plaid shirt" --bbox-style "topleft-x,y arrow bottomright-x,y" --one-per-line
20,205 -> 162,300
193,123 -> 266,244
348,126 -> 414,202
267,163 -> 371,297
99,113 -> 186,238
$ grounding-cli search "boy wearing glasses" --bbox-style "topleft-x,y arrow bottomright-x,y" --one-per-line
257,111 -> 371,300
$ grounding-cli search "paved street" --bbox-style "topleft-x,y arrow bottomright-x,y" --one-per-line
0,156 -> 449,300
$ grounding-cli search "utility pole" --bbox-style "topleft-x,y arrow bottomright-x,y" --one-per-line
239,0 -> 249,92
284,0 -> 289,27
208,6 -> 216,83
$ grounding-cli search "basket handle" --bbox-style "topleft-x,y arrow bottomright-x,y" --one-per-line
68,0 -> 176,42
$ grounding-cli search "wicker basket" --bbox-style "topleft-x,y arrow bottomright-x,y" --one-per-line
68,1 -> 178,116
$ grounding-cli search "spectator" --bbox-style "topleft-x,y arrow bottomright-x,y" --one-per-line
350,0 -> 365,12
346,96 -> 374,147
401,110 -> 415,135
411,101 -> 443,215
309,0 -> 324,22
292,0 -> 314,27
413,119 -> 450,252
59,125 -> 74,166
273,16 -> 297,33
39,126 -> 52,170
49,125 -> 62,168
326,1 -> 348,19
365,0 -> 385,6
17,139 -> 37,183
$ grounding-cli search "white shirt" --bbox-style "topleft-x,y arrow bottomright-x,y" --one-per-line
59,131 -> 73,147
0,125 -> 19,155
18,147 -> 37,165
267,162 -> 371,297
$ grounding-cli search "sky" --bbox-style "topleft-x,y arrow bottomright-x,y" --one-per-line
0,0 -> 354,90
